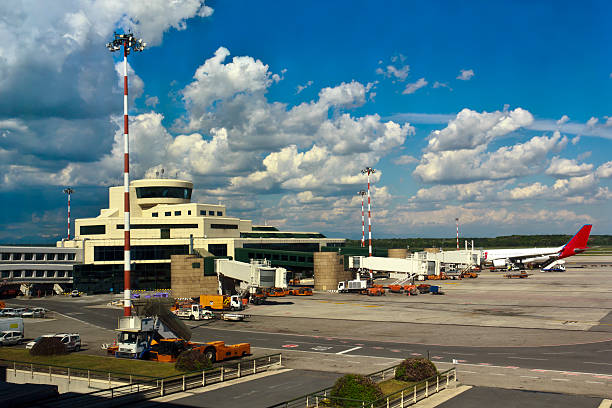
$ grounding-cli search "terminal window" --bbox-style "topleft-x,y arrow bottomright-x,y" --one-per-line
200,210 -> 206,216
152,212 -> 158,217
207,244 -> 227,257
217,211 -> 223,216
165,212 -> 171,216
135,186 -> 192,200
80,225 -> 106,235
210,224 -> 238,229
208,211 -> 214,216
175,211 -> 181,216
188,210 -> 191,215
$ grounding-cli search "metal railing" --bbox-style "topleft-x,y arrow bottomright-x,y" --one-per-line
268,366 -> 457,407
0,358 -> 159,387
34,353 -> 282,408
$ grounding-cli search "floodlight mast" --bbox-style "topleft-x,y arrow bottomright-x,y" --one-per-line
63,188 -> 74,239
456,218 -> 459,250
360,167 -> 376,258
106,32 -> 146,317
357,190 -> 367,248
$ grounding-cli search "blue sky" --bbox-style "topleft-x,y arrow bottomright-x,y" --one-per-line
1,0 -> 611,243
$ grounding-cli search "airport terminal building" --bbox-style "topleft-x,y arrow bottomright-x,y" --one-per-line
61,178 -> 344,293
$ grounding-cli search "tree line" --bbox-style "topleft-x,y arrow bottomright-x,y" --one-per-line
345,234 -> 612,251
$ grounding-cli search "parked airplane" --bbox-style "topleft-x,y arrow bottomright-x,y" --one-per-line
483,224 -> 592,268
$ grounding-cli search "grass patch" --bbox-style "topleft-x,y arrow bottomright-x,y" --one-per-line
378,378 -> 417,396
0,348 -> 182,378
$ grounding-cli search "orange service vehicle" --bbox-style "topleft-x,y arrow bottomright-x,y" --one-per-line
287,287 -> 313,296
147,339 -> 250,363
263,287 -> 288,297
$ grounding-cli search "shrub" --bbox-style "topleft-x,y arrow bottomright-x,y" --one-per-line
30,337 -> 67,356
175,349 -> 212,372
394,358 -> 438,382
330,374 -> 384,407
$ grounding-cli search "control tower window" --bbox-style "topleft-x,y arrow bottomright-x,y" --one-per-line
136,186 -> 192,200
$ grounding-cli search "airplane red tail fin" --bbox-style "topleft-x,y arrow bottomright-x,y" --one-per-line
559,224 -> 592,258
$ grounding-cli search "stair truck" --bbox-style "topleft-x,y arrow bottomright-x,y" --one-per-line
112,299 -> 249,363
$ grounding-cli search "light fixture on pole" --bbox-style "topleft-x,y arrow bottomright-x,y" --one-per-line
63,188 -> 74,240
357,190 -> 367,248
360,167 -> 376,259
107,31 -> 146,317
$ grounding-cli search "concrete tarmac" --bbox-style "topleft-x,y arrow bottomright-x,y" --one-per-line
5,259 -> 612,401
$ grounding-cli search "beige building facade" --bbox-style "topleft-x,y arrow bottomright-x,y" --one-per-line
60,179 -> 344,293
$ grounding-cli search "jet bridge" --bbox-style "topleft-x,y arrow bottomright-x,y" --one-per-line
349,255 -> 429,280
214,258 -> 287,294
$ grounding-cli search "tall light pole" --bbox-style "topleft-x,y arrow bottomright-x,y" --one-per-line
361,167 -> 376,258
456,218 -> 459,250
107,32 -> 146,317
357,190 -> 367,247
63,188 -> 74,240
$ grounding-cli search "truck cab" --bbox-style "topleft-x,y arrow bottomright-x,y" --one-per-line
175,304 -> 214,321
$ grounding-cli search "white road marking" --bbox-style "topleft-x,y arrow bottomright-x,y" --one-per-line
520,376 -> 540,379
459,370 -> 477,374
586,381 -> 604,384
490,373 -> 506,376
508,357 -> 548,361
584,361 -> 612,366
337,346 -> 362,355
551,378 -> 570,382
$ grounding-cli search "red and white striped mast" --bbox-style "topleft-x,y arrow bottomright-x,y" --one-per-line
361,167 -> 376,258
107,32 -> 146,317
456,217 -> 459,250
63,188 -> 74,239
357,190 -> 367,247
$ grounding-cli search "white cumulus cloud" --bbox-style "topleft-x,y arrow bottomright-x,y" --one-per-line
545,157 -> 594,178
456,69 -> 474,81
402,78 -> 428,95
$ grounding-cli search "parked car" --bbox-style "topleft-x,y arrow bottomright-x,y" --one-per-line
26,333 -> 81,352
0,331 -> 24,346
70,290 -> 80,297
0,308 -> 16,317
20,308 -> 45,318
